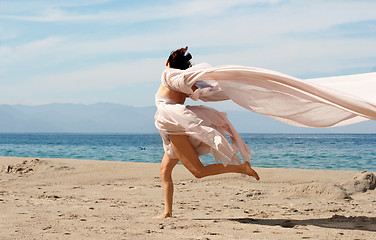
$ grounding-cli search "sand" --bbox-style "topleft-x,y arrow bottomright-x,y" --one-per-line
0,156 -> 375,240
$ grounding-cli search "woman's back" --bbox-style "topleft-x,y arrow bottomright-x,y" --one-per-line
156,83 -> 186,104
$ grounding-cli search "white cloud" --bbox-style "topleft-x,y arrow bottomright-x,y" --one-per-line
0,26 -> 18,40
1,0 -> 375,106
0,0 -> 111,14
0,8 -> 105,22
3,37 -> 373,98
2,0 -> 375,34
194,37 -> 376,78
0,57 -> 165,105
4,57 -> 164,92
0,0 -> 282,22
0,36 -> 68,76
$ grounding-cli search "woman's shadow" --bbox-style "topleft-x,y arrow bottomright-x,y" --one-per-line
195,215 -> 376,231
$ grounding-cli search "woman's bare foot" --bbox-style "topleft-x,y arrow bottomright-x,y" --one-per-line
242,162 -> 260,180
153,212 -> 172,219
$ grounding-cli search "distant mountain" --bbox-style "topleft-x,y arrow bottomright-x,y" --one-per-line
0,103 -> 157,133
0,103 -> 375,133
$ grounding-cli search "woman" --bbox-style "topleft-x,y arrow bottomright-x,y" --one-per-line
154,47 -> 260,219
154,46 -> 376,219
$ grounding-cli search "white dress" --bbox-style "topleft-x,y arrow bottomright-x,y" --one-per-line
155,63 -> 376,166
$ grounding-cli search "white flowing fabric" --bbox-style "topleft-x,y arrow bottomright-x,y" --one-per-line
155,63 -> 376,166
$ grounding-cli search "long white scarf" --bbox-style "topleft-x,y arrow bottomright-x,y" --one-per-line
162,64 -> 376,128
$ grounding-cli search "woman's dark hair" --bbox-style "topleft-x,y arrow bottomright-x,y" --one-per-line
167,46 -> 192,70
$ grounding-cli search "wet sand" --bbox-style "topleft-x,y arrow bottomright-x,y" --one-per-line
0,156 -> 375,240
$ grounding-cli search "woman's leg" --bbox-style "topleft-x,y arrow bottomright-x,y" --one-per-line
170,135 -> 260,180
154,153 -> 179,219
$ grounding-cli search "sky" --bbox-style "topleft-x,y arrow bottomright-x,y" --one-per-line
1,0 -> 376,109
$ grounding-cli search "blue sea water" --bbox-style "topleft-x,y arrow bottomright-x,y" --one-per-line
0,133 -> 375,171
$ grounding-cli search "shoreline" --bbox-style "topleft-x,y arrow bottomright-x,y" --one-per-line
1,155 -> 374,172
1,156 -> 375,239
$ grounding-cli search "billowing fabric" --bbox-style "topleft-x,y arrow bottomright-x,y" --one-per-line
155,63 -> 376,165
155,95 -> 251,166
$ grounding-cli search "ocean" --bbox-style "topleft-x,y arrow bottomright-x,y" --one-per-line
0,133 -> 375,171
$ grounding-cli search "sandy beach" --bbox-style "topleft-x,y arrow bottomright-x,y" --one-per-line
0,156 -> 375,240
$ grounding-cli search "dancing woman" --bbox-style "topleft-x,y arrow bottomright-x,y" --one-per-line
154,47 -> 259,219
154,47 -> 376,219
